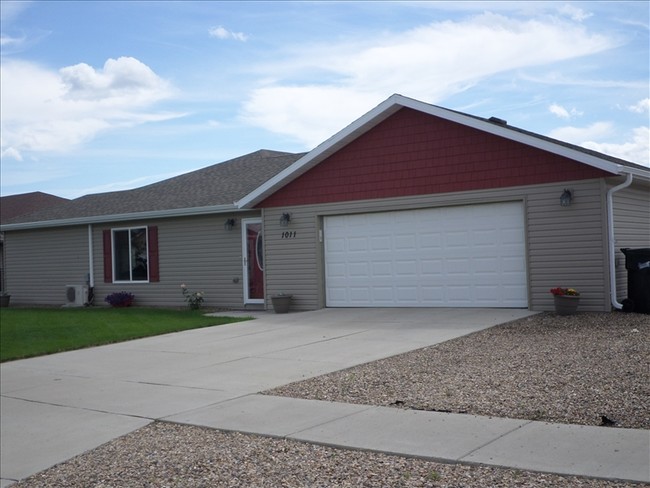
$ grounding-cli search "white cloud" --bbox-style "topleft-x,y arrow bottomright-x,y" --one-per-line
0,33 -> 24,46
549,103 -> 583,119
582,127 -> 650,166
241,12 -> 617,147
60,57 -> 170,102
558,4 -> 593,22
549,103 -> 570,119
0,146 -> 23,161
208,25 -> 248,41
548,122 -> 614,143
243,86 -> 380,148
629,98 -> 650,113
549,123 -> 650,166
0,57 -> 182,161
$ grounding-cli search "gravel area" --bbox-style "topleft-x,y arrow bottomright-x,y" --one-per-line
10,311 -> 649,487
13,422 -> 645,488
268,312 -> 650,429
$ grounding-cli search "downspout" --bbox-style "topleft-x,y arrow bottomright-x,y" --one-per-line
87,225 -> 95,303
606,173 -> 633,310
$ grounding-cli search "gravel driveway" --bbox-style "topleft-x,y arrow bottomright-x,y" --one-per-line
12,311 -> 649,487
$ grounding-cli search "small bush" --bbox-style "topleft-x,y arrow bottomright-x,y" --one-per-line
105,291 -> 135,307
181,284 -> 204,310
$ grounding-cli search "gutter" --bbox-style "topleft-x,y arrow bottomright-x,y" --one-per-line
606,173 -> 634,310
0,203 -> 242,231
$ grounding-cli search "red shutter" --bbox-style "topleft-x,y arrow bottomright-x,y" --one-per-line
103,229 -> 112,283
148,226 -> 159,282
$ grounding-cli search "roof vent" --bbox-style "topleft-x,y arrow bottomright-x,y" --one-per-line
488,116 -> 507,125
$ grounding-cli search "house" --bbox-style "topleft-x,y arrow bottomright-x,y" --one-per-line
2,95 -> 649,312
0,192 -> 70,292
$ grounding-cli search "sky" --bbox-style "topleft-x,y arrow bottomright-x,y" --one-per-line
1,1 -> 648,199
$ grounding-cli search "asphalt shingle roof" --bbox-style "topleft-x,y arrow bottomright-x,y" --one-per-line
0,192 -> 70,225
6,150 -> 304,225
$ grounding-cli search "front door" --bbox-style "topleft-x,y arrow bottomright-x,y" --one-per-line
242,219 -> 264,304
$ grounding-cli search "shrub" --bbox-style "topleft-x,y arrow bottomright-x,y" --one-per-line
105,291 -> 135,307
181,284 -> 204,310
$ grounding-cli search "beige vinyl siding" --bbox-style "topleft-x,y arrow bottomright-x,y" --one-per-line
4,226 -> 90,305
92,212 -> 260,308
4,211 -> 260,308
264,209 -> 323,310
525,180 -> 609,311
612,182 -> 650,301
263,179 -> 610,312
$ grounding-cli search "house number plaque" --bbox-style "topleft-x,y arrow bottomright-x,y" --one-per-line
281,231 -> 297,239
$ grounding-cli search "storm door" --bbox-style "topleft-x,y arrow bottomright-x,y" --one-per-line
242,218 -> 264,304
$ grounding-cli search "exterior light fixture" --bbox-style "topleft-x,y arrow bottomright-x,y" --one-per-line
560,189 -> 572,207
280,212 -> 292,226
224,218 -> 236,230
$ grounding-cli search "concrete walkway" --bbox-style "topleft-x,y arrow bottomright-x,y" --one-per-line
1,308 -> 648,486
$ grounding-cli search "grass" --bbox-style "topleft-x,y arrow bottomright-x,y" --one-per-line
0,307 -> 252,362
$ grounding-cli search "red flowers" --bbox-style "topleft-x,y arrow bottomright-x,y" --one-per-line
550,287 -> 580,296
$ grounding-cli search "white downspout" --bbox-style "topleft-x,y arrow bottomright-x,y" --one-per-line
606,173 -> 633,310
87,224 -> 95,288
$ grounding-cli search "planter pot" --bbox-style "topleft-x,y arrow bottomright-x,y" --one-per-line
271,295 -> 292,314
0,295 -> 10,307
554,295 -> 580,316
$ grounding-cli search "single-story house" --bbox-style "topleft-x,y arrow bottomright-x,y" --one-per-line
2,94 -> 649,312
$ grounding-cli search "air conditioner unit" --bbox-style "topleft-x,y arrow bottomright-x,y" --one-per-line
64,285 -> 89,307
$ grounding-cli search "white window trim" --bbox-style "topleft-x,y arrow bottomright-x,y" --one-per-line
111,226 -> 150,283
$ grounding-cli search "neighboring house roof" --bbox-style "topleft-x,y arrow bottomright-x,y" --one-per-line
237,94 -> 650,208
2,150 -> 304,230
0,192 -> 70,225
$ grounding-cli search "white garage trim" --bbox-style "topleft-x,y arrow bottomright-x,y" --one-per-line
324,202 -> 528,308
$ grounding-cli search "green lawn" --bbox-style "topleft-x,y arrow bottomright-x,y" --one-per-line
0,307 -> 252,362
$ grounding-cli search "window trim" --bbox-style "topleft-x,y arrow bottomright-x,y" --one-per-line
111,226 -> 150,283
102,225 -> 159,284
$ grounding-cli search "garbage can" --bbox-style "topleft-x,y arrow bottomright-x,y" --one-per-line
620,248 -> 650,314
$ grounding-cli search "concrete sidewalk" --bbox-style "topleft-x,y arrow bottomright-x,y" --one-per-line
1,308 -> 648,486
167,393 -> 649,483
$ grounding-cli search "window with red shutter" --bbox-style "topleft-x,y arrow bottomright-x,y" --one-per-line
103,226 -> 159,282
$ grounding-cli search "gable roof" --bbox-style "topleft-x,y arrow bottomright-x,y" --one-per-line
237,94 -> 650,208
2,150 -> 304,230
0,192 -> 70,225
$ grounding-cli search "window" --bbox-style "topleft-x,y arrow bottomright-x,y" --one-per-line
113,227 -> 149,282
103,226 -> 159,283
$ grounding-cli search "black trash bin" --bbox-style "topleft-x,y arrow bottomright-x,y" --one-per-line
620,248 -> 650,314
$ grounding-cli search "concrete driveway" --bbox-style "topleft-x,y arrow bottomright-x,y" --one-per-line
1,308 -> 534,486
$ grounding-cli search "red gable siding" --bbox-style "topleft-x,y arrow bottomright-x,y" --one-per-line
258,108 -> 609,208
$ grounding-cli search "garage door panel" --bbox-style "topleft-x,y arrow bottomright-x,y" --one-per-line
349,263 -> 369,277
326,263 -> 347,277
325,202 -> 527,308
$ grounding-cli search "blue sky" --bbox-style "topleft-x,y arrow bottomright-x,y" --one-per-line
1,1 -> 648,199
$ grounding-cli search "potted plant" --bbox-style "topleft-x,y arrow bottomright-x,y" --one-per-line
550,287 -> 580,315
271,293 -> 292,313
0,292 -> 10,308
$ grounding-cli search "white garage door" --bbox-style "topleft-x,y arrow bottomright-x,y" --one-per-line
324,202 -> 527,308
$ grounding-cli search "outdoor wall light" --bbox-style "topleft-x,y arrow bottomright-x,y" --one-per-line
560,189 -> 573,207
224,218 -> 236,231
280,212 -> 292,226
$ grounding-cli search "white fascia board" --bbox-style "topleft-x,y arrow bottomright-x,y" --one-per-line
237,94 -> 648,208
0,203 -> 244,231
395,96 -> 633,175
